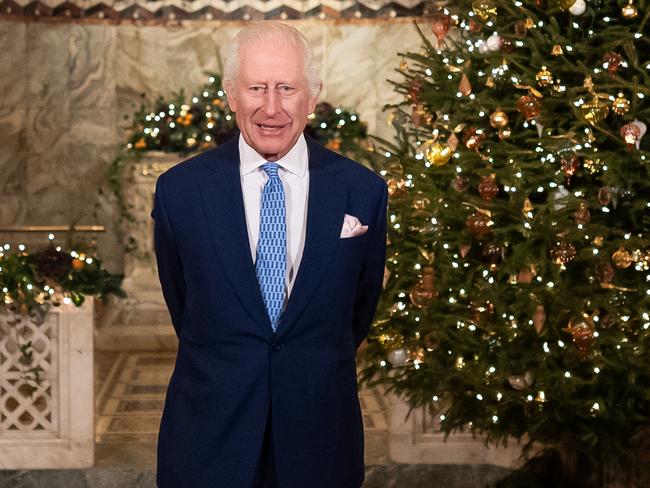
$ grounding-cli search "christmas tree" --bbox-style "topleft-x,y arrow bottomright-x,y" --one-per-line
361,0 -> 650,485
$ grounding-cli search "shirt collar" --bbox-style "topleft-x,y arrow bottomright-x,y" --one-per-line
239,133 -> 308,178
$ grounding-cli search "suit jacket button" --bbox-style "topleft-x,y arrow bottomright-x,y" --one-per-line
273,344 -> 285,351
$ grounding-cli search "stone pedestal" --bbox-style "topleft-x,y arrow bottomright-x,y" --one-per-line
0,300 -> 94,469
97,152 -> 187,351
388,393 -> 525,467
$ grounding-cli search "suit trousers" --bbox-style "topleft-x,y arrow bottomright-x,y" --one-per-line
251,407 -> 279,488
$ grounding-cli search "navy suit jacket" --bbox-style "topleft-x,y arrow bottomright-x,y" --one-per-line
151,134 -> 388,488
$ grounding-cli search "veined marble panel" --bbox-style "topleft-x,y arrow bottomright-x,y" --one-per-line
25,23 -> 71,107
0,22 -> 26,108
69,24 -> 117,109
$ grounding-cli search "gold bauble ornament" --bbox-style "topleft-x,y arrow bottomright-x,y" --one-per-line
412,191 -> 431,210
612,92 -> 630,115
378,330 -> 405,349
536,66 -> 553,87
553,0 -> 576,10
399,58 -> 408,71
424,141 -> 452,167
472,0 -> 497,21
552,44 -> 564,56
550,240 -> 577,265
485,76 -> 495,88
583,158 -> 603,175
621,0 -> 638,19
134,137 -> 147,149
612,247 -> 633,269
387,177 -> 408,199
581,97 -> 610,126
489,109 -> 509,128
71,258 -> 85,271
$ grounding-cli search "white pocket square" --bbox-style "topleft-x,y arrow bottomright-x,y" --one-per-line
340,213 -> 369,238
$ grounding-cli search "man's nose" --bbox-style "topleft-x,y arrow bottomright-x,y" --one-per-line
262,90 -> 281,116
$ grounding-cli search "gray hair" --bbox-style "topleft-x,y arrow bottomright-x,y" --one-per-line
222,21 -> 321,98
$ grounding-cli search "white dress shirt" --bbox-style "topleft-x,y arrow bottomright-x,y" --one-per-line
239,133 -> 309,298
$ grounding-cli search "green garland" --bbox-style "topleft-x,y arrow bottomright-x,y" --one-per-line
108,72 -> 371,251
0,243 -> 125,391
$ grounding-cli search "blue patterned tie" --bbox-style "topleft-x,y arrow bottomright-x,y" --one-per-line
255,162 -> 287,332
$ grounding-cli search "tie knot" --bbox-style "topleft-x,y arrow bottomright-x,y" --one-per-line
262,162 -> 280,179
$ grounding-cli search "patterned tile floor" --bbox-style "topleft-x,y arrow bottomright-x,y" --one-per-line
94,351 -> 390,469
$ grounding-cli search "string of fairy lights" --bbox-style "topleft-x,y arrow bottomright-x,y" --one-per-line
361,0 -> 649,451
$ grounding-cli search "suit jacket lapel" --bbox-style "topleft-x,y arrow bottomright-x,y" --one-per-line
199,137 -> 274,340
277,138 -> 348,340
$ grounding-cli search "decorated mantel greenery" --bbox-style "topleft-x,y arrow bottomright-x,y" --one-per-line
107,72 -> 371,255
0,241 -> 125,389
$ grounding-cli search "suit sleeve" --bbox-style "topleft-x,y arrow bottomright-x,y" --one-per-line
151,173 -> 186,338
352,180 -> 388,349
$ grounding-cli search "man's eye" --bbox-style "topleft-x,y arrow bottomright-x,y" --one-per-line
250,86 -> 265,92
279,85 -> 294,92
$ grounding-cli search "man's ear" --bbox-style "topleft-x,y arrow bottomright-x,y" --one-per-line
223,80 -> 237,112
308,81 -> 323,114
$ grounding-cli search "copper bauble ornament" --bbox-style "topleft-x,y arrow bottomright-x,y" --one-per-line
564,319 -> 594,358
387,177 -> 407,199
560,152 -> 580,185
598,187 -> 612,206
621,122 -> 641,150
71,258 -> 85,271
424,141 -> 452,166
550,240 -> 577,265
466,212 -> 492,239
458,73 -> 472,96
574,201 -> 591,225
612,93 -> 630,115
603,52 -> 623,75
410,266 -> 438,307
517,95 -> 541,121
533,305 -> 546,334
431,13 -> 451,44
469,19 -> 482,33
472,0 -> 497,21
489,110 -> 509,128
518,264 -> 537,283
536,66 -> 553,87
460,244 -> 472,258
498,127 -> 512,139
622,0 -> 638,18
594,261 -> 614,284
581,97 -> 609,126
478,174 -> 499,202
612,247 -> 633,269
464,128 -> 487,151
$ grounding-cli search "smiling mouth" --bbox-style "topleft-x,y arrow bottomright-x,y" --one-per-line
257,123 -> 287,132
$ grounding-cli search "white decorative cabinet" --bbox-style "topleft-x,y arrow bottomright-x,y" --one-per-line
0,299 -> 94,468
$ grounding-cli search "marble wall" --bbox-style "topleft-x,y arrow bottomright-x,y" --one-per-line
0,18 -> 432,271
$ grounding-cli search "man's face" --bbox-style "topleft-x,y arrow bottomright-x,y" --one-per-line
226,37 -> 320,161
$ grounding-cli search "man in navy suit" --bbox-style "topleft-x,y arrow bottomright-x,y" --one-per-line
152,21 -> 387,488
